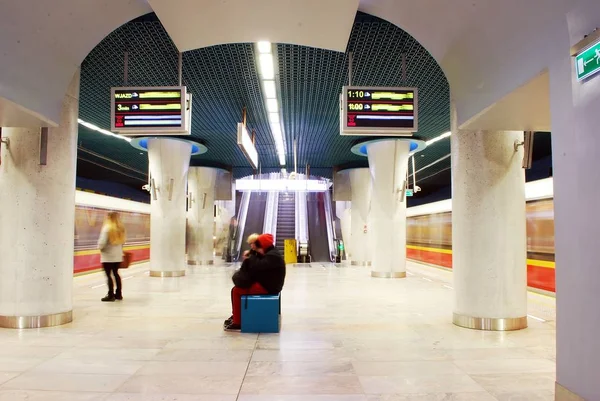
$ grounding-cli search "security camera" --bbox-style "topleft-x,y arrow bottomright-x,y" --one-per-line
142,184 -> 150,192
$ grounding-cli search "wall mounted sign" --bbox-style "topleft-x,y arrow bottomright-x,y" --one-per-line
575,39 -> 600,81
111,86 -> 191,135
341,86 -> 418,135
237,123 -> 259,169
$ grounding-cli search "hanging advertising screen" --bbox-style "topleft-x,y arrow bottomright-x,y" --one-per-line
110,86 -> 190,135
341,86 -> 418,136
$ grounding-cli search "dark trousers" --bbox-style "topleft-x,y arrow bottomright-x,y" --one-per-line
102,262 -> 122,295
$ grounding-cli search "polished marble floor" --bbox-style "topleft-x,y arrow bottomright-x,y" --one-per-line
0,261 -> 556,400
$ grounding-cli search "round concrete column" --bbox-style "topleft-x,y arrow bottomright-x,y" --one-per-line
147,138 -> 192,277
348,168 -> 372,266
187,167 -> 218,265
367,140 -> 411,278
452,130 -> 527,331
0,70 -> 79,328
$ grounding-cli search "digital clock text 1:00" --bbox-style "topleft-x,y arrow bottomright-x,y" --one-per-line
348,103 -> 367,111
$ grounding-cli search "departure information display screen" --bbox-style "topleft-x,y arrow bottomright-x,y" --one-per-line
341,86 -> 418,135
110,86 -> 188,134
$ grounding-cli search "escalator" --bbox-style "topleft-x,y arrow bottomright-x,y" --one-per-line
239,192 -> 267,256
307,192 -> 332,262
275,192 -> 295,254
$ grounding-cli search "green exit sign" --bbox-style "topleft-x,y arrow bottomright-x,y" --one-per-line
405,189 -> 414,197
576,39 -> 600,81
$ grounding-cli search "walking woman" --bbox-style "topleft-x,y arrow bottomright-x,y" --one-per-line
97,211 -> 126,302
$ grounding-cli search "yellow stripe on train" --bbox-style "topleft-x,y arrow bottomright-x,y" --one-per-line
74,244 -> 150,257
406,245 -> 555,269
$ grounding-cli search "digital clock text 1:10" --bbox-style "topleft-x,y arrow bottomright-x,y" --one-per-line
347,90 -> 367,99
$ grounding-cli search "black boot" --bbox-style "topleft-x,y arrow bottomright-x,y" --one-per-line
101,293 -> 115,302
115,291 -> 123,301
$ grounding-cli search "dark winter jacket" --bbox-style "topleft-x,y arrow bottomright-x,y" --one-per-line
248,246 -> 286,294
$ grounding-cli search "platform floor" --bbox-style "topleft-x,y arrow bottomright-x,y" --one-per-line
0,261 -> 556,400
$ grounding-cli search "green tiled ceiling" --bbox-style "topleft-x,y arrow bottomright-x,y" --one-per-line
78,12 -> 450,185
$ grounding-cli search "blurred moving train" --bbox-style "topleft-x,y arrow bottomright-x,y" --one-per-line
74,190 -> 150,274
74,178 -> 557,295
406,178 -> 555,293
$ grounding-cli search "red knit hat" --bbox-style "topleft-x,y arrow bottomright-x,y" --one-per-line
257,233 -> 274,249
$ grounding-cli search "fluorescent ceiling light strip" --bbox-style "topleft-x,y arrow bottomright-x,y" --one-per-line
269,112 -> 280,123
263,80 -> 277,98
426,131 -> 452,146
259,53 -> 275,79
257,41 -> 272,54
266,98 -> 279,112
78,119 -> 131,142
256,41 -> 286,166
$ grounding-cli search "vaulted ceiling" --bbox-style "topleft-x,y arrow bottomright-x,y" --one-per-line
77,11 -> 452,191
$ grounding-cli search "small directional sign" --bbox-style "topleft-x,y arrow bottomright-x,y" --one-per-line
576,38 -> 600,81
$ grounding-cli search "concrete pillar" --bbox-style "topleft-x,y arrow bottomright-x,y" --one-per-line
187,167 -> 218,265
147,138 -> 192,277
367,140 -> 411,278
0,70 -> 79,328
551,4 -> 600,398
451,129 -> 527,330
349,168 -> 372,266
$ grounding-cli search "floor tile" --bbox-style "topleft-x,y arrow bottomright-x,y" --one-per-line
365,394 -> 497,401
0,372 -> 130,392
0,357 -> 45,372
31,358 -> 143,375
238,396 -> 367,401
359,374 -> 486,394
453,358 -> 555,375
154,349 -> 253,362
240,376 -> 363,395
246,361 -> 355,376
104,394 -> 236,401
135,361 -> 248,376
116,375 -> 242,394
470,373 -> 555,393
0,390 -> 108,401
0,373 -> 20,386
352,361 -> 462,377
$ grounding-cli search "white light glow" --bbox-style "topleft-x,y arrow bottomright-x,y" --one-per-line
263,80 -> 277,98
259,53 -> 275,79
266,98 -> 279,112
269,112 -> 280,124
256,41 -> 286,166
527,314 -> 547,322
426,131 -> 452,146
257,41 -> 272,54
78,119 -> 131,142
236,178 -> 329,192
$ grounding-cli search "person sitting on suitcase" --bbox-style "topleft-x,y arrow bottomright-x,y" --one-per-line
224,233 -> 286,332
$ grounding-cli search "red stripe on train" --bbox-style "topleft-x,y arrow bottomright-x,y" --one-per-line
73,248 -> 150,274
406,247 -> 556,293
